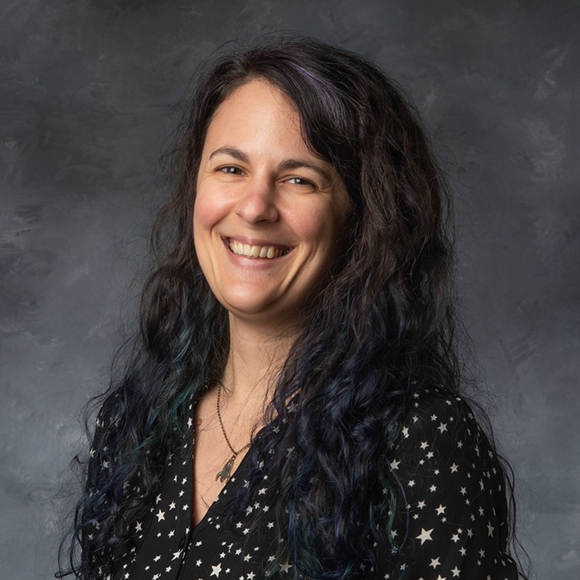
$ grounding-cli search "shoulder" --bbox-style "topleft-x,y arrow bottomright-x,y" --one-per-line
388,387 -> 507,515
86,393 -> 129,493
378,387 -> 519,578
392,387 -> 498,470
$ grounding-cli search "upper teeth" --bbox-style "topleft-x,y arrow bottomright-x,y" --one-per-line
229,239 -> 288,259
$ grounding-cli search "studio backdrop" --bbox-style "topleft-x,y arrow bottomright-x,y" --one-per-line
1,1 -> 578,579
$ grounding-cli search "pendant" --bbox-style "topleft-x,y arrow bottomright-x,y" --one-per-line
216,455 -> 236,482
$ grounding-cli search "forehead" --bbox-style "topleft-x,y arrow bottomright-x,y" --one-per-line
202,79 -> 309,154
216,78 -> 297,120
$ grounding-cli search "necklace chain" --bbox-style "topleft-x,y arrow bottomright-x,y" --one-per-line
215,382 -> 251,482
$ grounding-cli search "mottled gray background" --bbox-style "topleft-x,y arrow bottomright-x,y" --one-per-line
1,0 -> 578,578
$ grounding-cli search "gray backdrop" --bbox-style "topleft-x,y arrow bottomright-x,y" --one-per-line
1,1 -> 578,579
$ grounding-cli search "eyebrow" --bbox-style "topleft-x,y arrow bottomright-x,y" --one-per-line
209,146 -> 249,164
208,146 -> 333,183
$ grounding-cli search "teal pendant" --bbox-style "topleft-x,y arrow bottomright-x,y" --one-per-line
216,455 -> 236,482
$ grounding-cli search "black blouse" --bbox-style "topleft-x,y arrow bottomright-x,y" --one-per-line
96,388 -> 519,580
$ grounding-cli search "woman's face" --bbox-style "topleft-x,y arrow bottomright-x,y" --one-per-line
194,79 -> 350,329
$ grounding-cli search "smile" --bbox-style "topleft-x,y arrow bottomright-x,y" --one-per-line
226,238 -> 292,259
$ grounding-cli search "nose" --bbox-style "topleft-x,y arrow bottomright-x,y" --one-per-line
234,176 -> 279,224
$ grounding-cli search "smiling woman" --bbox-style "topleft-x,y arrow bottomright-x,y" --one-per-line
194,79 -> 349,327
58,37 -> 524,580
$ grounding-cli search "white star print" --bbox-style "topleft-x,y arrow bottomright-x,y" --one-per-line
416,528 -> 434,545
210,563 -> 222,577
102,388 -> 518,580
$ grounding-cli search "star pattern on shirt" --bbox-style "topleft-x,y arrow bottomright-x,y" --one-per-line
91,389 -> 519,580
375,389 -> 519,580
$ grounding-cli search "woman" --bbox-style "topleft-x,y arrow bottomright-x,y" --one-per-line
59,37 -> 523,579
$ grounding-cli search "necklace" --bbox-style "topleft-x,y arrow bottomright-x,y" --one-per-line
215,382 -> 251,482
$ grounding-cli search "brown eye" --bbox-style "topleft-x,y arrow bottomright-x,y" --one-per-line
219,166 -> 244,175
287,177 -> 314,187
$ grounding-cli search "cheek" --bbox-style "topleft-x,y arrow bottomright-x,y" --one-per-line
294,205 -> 345,250
192,191 -> 220,266
193,190 -> 213,231
193,210 -> 206,244
193,184 -> 229,241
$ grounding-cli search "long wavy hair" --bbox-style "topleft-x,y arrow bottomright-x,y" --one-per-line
58,37 -> 510,579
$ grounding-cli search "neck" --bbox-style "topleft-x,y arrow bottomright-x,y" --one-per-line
220,314 -> 297,409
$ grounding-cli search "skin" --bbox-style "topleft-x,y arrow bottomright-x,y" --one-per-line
191,79 -> 350,525
194,80 -> 350,330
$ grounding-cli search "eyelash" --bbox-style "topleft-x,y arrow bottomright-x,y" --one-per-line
217,166 -> 315,188
286,176 -> 314,187
219,166 -> 244,175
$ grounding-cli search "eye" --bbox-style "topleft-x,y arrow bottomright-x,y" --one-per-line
218,165 -> 244,175
286,176 -> 315,187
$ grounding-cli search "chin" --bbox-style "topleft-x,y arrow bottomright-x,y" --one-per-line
220,294 -> 278,318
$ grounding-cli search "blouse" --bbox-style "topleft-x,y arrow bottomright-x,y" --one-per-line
94,387 -> 520,580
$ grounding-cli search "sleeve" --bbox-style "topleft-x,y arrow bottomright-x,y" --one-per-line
81,406 -> 116,574
86,403 -> 114,496
375,389 -> 520,580
84,400 -> 135,580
